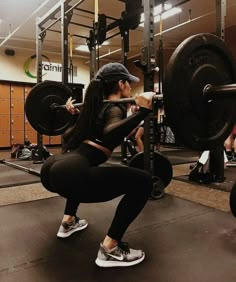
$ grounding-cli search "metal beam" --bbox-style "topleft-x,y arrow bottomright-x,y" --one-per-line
61,0 -> 73,85
38,0 -> 66,27
74,7 -> 118,21
216,0 -> 227,41
35,17 -> 45,161
142,0 -> 156,174
38,0 -> 86,35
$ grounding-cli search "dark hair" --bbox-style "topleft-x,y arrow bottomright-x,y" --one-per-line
62,78 -> 119,152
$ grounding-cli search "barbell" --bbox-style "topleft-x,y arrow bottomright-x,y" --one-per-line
25,33 -> 236,152
25,80 -> 163,136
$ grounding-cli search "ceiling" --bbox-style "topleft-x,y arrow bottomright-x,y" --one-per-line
0,0 -> 236,63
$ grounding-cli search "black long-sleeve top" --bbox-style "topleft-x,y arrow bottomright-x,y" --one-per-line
96,104 -> 150,151
76,104 -> 150,166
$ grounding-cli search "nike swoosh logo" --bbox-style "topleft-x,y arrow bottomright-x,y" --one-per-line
107,253 -> 124,261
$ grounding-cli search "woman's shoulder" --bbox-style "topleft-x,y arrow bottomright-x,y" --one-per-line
100,103 -> 126,118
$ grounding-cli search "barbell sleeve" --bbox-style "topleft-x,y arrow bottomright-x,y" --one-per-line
0,159 -> 41,176
51,94 -> 163,111
204,83 -> 236,100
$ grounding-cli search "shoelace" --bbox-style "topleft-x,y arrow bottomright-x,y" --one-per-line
74,216 -> 80,224
116,242 -> 130,255
62,216 -> 80,228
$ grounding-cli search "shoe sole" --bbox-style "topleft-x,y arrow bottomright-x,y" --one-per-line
57,223 -> 88,238
95,253 -> 145,268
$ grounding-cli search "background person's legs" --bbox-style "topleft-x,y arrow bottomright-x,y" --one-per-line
135,126 -> 144,152
232,125 -> 236,161
224,133 -> 234,161
224,125 -> 236,162
233,137 -> 236,161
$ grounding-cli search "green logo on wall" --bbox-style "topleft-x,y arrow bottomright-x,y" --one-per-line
23,54 -> 50,78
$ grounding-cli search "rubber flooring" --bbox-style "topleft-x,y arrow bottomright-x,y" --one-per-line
0,195 -> 236,282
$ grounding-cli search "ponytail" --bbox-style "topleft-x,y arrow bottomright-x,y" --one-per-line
62,78 -> 120,152
62,79 -> 104,152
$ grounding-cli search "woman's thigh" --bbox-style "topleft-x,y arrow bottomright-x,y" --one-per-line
41,153 -> 152,203
78,166 -> 152,203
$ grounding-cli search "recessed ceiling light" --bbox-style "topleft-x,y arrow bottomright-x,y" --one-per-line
102,41 -> 110,46
75,45 -> 90,52
75,41 -> 109,52
139,4 -> 182,27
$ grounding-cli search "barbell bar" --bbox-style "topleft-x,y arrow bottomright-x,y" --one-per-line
50,83 -> 236,111
50,94 -> 164,111
0,159 -> 40,176
204,83 -> 236,99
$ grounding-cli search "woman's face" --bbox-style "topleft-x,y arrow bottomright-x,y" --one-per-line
120,80 -> 132,98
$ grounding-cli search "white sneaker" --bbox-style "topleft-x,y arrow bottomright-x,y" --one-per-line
95,241 -> 145,267
57,217 -> 88,238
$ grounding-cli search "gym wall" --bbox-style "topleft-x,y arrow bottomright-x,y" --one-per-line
0,48 -> 90,84
0,49 -> 90,148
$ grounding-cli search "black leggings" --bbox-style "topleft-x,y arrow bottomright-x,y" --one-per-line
40,151 -> 153,241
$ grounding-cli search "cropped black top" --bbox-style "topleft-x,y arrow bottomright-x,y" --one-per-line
67,103 -> 151,166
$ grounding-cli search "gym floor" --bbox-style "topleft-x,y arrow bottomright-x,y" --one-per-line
0,146 -> 235,282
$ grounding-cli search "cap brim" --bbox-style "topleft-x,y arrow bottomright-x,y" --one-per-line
129,74 -> 140,83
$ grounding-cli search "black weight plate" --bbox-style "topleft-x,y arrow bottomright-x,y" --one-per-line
129,151 -> 173,187
25,81 -> 75,136
164,33 -> 236,151
229,181 -> 236,217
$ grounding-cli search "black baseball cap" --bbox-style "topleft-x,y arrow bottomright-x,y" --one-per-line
96,62 -> 140,83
